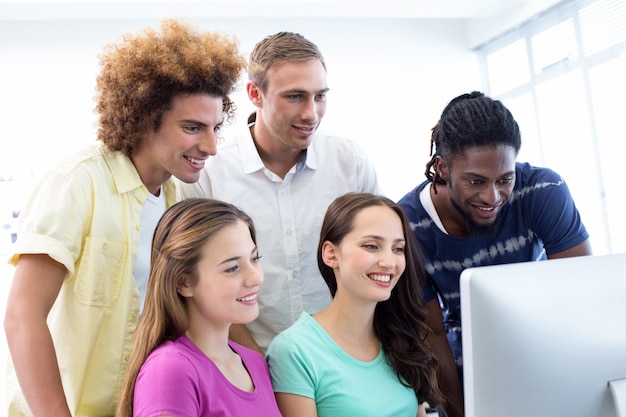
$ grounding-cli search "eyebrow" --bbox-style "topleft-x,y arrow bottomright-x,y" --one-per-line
283,87 -> 330,95
362,234 -> 406,243
218,246 -> 258,266
464,171 -> 515,179
178,118 -> 223,126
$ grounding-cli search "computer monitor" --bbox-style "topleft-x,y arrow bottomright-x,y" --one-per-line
460,253 -> 626,417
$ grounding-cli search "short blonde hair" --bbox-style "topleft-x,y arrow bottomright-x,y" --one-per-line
248,31 -> 326,93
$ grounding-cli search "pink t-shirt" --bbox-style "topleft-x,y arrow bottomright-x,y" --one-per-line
133,335 -> 282,417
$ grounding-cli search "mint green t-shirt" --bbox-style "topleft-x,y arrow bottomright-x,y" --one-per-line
266,312 -> 419,417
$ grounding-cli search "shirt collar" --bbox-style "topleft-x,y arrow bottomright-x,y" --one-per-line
241,112 -> 317,174
100,144 -> 179,205
100,144 -> 143,194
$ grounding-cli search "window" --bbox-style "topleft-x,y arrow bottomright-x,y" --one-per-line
477,0 -> 626,255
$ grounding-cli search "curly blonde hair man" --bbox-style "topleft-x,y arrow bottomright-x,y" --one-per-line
5,19 -> 245,417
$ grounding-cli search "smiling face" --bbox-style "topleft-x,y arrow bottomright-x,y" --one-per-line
179,220 -> 264,331
249,59 -> 328,153
322,205 -> 406,304
437,144 -> 517,236
132,93 -> 225,194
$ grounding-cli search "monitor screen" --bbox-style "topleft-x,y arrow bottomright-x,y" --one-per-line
460,253 -> 626,417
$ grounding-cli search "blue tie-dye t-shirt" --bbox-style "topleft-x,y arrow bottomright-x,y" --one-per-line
397,162 -> 589,376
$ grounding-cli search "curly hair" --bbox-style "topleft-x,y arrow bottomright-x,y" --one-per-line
95,19 -> 246,156
425,91 -> 522,188
318,192 -> 444,408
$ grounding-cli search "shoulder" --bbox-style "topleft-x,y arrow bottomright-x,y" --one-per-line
140,339 -> 199,378
512,162 -> 573,202
311,133 -> 365,154
267,314 -> 317,355
515,162 -> 563,185
229,341 -> 266,367
397,181 -> 429,212
45,143 -> 109,178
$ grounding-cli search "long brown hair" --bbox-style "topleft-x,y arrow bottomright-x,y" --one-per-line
116,198 -> 256,417
317,192 -> 444,407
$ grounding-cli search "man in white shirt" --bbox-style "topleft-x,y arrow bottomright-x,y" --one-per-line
179,32 -> 380,352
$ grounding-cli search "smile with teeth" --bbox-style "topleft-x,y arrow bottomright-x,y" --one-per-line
369,274 -> 391,283
185,156 -> 205,165
294,125 -> 315,132
236,294 -> 257,302
476,206 -> 496,211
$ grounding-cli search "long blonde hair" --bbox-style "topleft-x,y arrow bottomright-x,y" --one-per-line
116,198 -> 256,416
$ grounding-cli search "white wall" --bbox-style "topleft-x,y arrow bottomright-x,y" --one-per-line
467,0 -> 565,47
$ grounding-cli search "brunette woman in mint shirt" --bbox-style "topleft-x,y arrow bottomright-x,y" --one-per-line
267,193 -> 444,417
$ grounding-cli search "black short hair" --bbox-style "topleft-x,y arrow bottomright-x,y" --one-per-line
425,91 -> 521,183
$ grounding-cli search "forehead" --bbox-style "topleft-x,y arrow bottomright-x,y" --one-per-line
349,205 -> 403,235
448,145 -> 517,176
199,220 -> 252,259
165,94 -> 224,120
265,59 -> 327,92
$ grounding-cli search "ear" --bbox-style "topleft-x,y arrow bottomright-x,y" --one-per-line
321,241 -> 339,268
246,81 -> 263,108
176,273 -> 194,298
434,155 -> 449,181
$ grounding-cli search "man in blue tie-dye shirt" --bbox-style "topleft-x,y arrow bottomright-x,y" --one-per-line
398,91 -> 591,416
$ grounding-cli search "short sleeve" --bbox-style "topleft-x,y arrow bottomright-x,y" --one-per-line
265,332 -> 317,399
133,350 -> 199,417
524,168 -> 589,255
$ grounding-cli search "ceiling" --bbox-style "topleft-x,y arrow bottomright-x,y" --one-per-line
0,0 -> 529,20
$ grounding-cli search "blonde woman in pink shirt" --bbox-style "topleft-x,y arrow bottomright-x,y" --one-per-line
117,198 -> 282,417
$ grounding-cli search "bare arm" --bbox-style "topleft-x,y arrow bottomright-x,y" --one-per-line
275,392 -> 317,417
424,298 -> 464,417
547,239 -> 592,259
229,323 -> 264,355
4,254 -> 72,417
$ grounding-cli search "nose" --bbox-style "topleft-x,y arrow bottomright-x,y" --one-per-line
198,130 -> 218,156
480,183 -> 500,206
377,248 -> 396,269
245,262 -> 264,287
300,98 -> 319,123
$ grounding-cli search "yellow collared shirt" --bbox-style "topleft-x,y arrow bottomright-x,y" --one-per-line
7,143 -> 179,417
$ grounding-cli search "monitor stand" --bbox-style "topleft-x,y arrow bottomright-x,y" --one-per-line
609,378 -> 626,417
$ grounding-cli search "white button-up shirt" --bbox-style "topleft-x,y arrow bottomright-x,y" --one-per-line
180,114 -> 380,350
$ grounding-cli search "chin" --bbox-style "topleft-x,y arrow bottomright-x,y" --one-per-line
467,215 -> 504,239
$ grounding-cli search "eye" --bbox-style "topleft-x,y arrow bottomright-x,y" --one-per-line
183,125 -> 201,134
224,264 -> 240,274
213,124 -> 223,133
287,94 -> 302,101
315,93 -> 327,101
393,246 -> 405,254
252,255 -> 262,263
499,177 -> 514,184
363,244 -> 379,250
468,179 -> 482,186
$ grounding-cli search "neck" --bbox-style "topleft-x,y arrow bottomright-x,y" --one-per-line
185,321 -> 232,363
130,151 -> 169,196
250,122 -> 303,179
430,182 -> 468,237
315,296 -> 377,343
